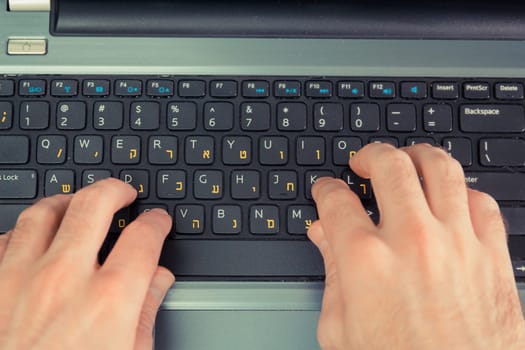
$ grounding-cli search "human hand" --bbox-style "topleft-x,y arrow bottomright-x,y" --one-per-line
0,178 -> 173,350
308,143 -> 525,350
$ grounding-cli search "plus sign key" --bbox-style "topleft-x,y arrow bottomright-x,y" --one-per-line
423,104 -> 453,132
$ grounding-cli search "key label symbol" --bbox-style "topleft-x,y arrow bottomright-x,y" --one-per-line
129,149 -> 138,160
61,184 -> 72,193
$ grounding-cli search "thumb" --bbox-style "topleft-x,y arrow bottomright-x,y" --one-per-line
308,221 -> 345,349
134,266 -> 175,350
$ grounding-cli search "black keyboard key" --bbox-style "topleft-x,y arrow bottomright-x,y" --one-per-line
210,80 -> 237,98
342,170 -> 372,199
241,102 -> 271,131
130,102 -> 160,130
174,205 -> 205,234
115,80 -> 142,97
287,206 -> 318,235
370,82 -> 395,98
194,170 -> 223,199
269,171 -> 297,200
135,204 -> 168,217
45,170 -> 75,196
463,82 -> 490,100
333,137 -> 362,165
19,79 -> 46,96
0,205 -> 29,233
148,136 -> 177,164
51,80 -> 78,97
305,170 -> 336,199
231,170 -> 260,200
432,82 -> 459,99
204,102 -> 234,131
178,80 -> 205,98
120,170 -> 149,199
479,138 -> 525,167
460,105 -> 525,133
82,170 -> 112,187
297,137 -> 325,165
387,104 -> 416,132
83,80 -> 110,96
223,136 -> 251,165
74,135 -> 103,164
423,104 -> 453,132
369,137 -> 399,147
501,208 -> 525,236
250,205 -> 279,234
350,103 -> 380,131
110,208 -> 130,233
0,80 -> 14,97
0,136 -> 29,164
242,81 -> 269,98
94,101 -> 124,130
20,101 -> 49,130
306,81 -> 332,98
400,82 -> 427,99
314,103 -> 343,131
157,170 -> 186,199
37,135 -> 67,164
495,83 -> 523,100
277,103 -> 307,131
185,136 -> 214,164
146,80 -> 174,97
274,81 -> 301,98
406,137 -> 436,146
259,137 -> 288,165
338,81 -> 364,98
0,170 -> 37,199
465,173 -> 525,201
57,101 -> 86,130
160,240 -> 323,276
212,205 -> 242,235
443,138 -> 472,166
111,136 -> 141,164
0,102 -> 13,129
167,102 -> 197,130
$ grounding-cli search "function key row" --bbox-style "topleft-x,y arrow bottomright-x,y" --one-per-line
2,79 -> 523,100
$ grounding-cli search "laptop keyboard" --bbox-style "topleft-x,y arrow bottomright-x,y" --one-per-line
0,76 -> 524,278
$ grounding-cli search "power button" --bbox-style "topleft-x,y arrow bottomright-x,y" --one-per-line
7,39 -> 47,55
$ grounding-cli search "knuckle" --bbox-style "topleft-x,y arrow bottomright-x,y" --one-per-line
428,149 -> 465,184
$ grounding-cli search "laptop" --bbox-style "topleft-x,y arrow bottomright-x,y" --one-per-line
1,0 -> 525,348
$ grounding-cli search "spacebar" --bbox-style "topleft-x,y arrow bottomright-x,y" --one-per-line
160,240 -> 325,278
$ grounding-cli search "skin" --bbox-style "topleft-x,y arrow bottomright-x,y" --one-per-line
0,143 -> 523,349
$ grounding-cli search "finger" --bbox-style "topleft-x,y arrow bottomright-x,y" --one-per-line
134,266 -> 174,350
403,144 -> 471,228
101,209 -> 172,303
350,143 -> 432,224
49,178 -> 136,263
312,177 -> 376,264
0,231 -> 11,263
1,195 -> 72,267
468,189 -> 508,256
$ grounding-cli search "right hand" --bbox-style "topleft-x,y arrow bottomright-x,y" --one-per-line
308,143 -> 525,350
